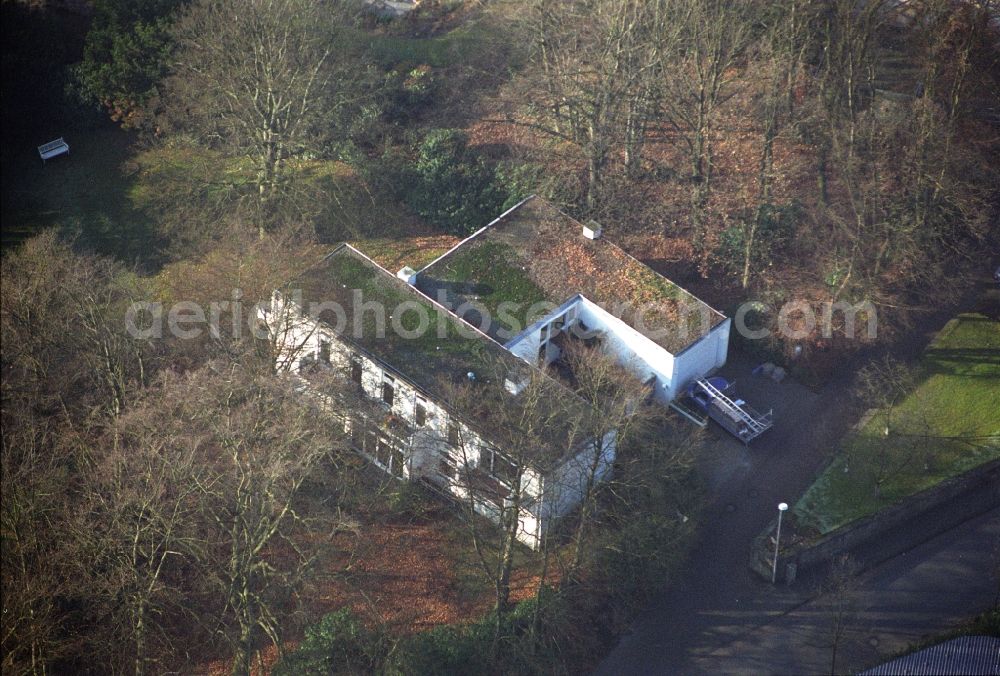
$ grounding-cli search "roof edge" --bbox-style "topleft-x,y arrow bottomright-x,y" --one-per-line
415,195 -> 537,275
309,246 -> 592,411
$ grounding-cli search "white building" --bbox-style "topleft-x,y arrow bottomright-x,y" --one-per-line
264,196 -> 729,549
264,245 -> 614,549
415,196 -> 730,403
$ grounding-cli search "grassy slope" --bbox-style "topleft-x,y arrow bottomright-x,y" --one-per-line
2,10 -> 492,263
794,303 -> 1000,534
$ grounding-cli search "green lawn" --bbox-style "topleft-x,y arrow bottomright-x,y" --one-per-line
794,302 -> 1000,535
3,125 -> 420,266
1,126 -> 158,262
355,19 -> 512,70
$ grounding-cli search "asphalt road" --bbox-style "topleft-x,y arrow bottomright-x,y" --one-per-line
595,297 -> 1000,674
600,507 -> 998,675
595,356 -> 862,675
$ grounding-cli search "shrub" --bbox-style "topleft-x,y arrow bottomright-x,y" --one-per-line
717,201 -> 800,280
385,480 -> 437,522
390,623 -> 492,676
272,609 -> 388,676
405,129 -> 507,235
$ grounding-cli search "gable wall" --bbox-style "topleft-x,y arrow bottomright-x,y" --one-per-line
670,318 -> 731,399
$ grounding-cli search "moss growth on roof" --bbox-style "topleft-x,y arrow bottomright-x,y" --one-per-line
305,252 -> 494,379
351,234 -> 459,273
433,241 -> 549,335
294,247 -> 595,469
418,197 -> 725,353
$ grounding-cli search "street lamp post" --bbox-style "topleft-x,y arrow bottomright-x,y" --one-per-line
772,502 -> 789,584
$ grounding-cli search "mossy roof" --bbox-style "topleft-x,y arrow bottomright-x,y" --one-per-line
417,197 -> 726,353
294,246 -> 592,469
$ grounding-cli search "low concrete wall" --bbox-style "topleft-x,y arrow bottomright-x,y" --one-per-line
751,458 -> 1000,584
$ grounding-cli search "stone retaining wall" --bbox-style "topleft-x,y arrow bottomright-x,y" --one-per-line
751,458 -> 1000,584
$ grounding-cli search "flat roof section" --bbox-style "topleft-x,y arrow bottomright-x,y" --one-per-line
292,245 -> 594,470
417,196 -> 726,354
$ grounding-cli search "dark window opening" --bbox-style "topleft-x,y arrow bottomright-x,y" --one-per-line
319,340 -> 331,364
415,400 -> 426,426
447,423 -> 459,447
350,358 -> 363,386
438,452 -> 456,479
390,446 -> 406,478
491,450 -> 518,486
350,419 -> 364,449
382,378 -> 395,407
375,436 -> 391,467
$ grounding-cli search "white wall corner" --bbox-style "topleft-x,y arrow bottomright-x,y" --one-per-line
396,266 -> 418,285
582,220 -> 603,240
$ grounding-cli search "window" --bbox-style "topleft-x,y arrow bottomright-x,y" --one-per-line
390,446 -> 406,478
375,436 -> 391,467
350,357 -> 363,386
447,423 -> 459,447
415,398 -> 427,426
490,450 -> 518,486
382,376 -> 395,407
319,340 -> 331,364
437,451 -> 456,479
350,418 -> 364,450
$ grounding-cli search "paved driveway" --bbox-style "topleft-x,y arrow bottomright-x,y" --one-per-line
598,507 -> 999,675
596,349 -> 999,674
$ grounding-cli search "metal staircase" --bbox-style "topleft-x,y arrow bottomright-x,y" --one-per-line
694,378 -> 772,443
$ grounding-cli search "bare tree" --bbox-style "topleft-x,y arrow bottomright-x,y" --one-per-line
76,418 -> 208,676
0,425 -> 78,676
854,356 -> 916,500
154,226 -> 324,371
1,234 -> 156,673
513,0 -> 660,211
652,0 -> 754,241
556,342 -> 652,579
443,359 -> 587,655
810,0 -> 886,206
162,0 -> 363,236
739,0 -> 816,289
822,554 -> 861,675
173,363 -> 347,675
0,232 -> 152,422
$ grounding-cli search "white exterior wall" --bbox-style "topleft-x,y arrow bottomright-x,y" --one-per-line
504,296 -> 730,404
504,296 -> 678,401
540,430 -> 617,526
263,293 -> 554,548
669,318 -> 731,399
574,298 -> 678,402
505,299 -> 580,367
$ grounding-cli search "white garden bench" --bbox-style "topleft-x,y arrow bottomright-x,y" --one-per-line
38,137 -> 69,162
